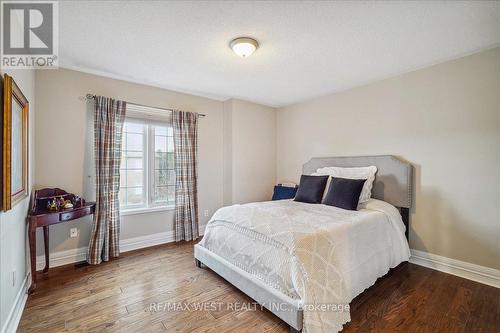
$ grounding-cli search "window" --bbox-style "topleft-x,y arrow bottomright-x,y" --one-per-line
119,120 -> 175,212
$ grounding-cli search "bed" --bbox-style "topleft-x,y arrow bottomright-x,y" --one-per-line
194,155 -> 413,332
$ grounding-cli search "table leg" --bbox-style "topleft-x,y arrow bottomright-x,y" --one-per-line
43,226 -> 49,273
28,221 -> 37,294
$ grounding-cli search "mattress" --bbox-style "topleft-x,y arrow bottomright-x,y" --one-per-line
198,199 -> 410,332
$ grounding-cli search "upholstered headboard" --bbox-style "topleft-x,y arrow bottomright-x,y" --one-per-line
303,155 -> 413,209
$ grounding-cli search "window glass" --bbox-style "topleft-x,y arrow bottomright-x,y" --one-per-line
119,120 -> 175,210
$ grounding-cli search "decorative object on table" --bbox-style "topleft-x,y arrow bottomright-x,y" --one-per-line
62,200 -> 74,209
46,196 -> 74,211
28,187 -> 95,293
73,195 -> 81,207
2,74 -> 29,211
272,183 -> 298,201
47,198 -> 59,211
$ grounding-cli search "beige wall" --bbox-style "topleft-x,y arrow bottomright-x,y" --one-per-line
34,69 -> 277,257
34,68 -> 225,254
222,100 -> 233,205
277,47 -> 500,270
223,99 -> 277,204
0,69 -> 35,331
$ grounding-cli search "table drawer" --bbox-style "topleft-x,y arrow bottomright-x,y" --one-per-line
60,207 -> 91,221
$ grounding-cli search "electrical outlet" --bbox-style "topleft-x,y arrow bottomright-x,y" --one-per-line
70,228 -> 78,238
204,210 -> 209,217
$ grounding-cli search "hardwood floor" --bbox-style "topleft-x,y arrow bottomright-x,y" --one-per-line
19,242 -> 499,332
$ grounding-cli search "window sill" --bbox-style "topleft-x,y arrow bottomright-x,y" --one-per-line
120,206 -> 175,216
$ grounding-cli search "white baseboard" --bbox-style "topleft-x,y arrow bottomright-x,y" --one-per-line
36,231 -> 174,270
1,274 -> 29,333
120,231 -> 174,253
36,225 -> 206,271
410,249 -> 500,288
36,247 -> 87,271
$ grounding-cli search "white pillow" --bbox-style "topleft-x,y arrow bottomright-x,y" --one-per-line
313,166 -> 377,203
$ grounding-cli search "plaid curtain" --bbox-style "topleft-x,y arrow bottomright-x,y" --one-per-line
172,111 -> 199,241
87,96 -> 126,264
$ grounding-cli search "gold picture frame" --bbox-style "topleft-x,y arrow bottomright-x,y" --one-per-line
2,74 -> 29,211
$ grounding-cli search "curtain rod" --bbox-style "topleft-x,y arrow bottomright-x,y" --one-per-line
83,94 -> 206,118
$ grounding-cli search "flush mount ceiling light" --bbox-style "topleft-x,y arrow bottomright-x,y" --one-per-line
229,37 -> 259,58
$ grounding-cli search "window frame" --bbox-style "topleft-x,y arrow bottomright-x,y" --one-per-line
119,118 -> 175,213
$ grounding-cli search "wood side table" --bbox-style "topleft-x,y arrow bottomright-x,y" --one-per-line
27,188 -> 95,293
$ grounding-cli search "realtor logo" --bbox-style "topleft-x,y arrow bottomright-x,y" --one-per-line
1,1 -> 58,69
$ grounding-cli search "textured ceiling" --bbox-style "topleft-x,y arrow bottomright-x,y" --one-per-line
59,1 -> 500,107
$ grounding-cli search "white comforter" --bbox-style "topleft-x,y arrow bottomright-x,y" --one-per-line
199,199 -> 410,332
